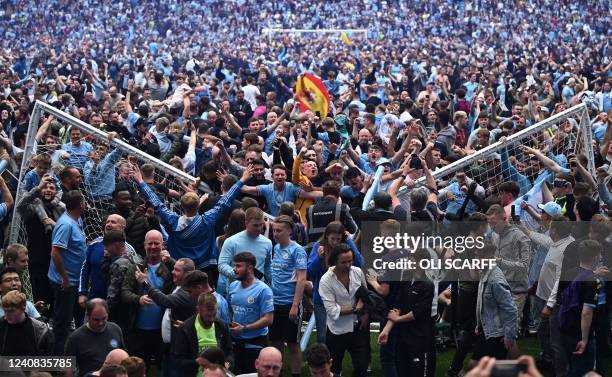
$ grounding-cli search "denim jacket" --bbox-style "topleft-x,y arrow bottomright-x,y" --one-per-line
478,266 -> 518,341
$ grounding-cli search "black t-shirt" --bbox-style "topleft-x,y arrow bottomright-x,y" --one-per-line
393,279 -> 435,348
562,267 -> 599,340
65,322 -> 125,377
377,249 -> 411,308
1,318 -> 37,356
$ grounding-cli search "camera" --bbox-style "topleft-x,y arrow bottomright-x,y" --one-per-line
409,154 -> 422,169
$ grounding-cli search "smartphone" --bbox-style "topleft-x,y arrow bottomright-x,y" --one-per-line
491,360 -> 527,377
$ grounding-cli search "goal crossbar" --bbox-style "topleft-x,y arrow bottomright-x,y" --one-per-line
397,103 -> 593,198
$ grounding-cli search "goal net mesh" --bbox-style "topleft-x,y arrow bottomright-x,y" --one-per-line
9,101 -> 197,299
399,103 -> 595,225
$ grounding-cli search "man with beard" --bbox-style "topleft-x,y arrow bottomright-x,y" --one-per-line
16,174 -> 65,305
237,158 -> 271,211
227,252 -> 274,375
121,230 -> 173,369
173,293 -> 233,376
61,127 -> 93,171
241,164 -> 322,217
106,110 -> 133,140
231,89 -> 254,129
107,188 -> 160,256
78,214 -> 140,305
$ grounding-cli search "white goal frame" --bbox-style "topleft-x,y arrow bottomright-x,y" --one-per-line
261,28 -> 368,41
9,100 -> 199,243
401,103 -> 595,195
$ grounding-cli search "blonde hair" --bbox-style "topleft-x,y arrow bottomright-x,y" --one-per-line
2,290 -> 26,310
180,192 -> 200,213
454,111 -> 468,122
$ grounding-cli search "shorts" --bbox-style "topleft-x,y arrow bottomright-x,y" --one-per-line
471,332 -> 508,360
269,304 -> 301,343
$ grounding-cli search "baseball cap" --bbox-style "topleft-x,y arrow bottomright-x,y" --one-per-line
537,201 -> 562,217
376,157 -> 392,167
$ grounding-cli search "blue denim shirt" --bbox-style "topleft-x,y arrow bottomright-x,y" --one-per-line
478,266 -> 518,341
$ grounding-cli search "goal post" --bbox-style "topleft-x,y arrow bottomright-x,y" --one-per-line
261,28 -> 369,41
9,100 -> 200,297
398,102 -> 595,206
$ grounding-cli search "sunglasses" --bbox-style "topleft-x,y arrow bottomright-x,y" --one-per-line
553,180 -> 569,188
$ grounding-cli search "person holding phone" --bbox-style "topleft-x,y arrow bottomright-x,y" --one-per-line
120,230 -> 173,370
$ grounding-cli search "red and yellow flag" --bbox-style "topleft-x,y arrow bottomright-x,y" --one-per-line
295,73 -> 330,117
341,31 -> 352,46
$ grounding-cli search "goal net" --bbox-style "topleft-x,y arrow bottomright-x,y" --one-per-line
261,28 -> 368,42
398,103 -> 596,227
9,101 -> 197,298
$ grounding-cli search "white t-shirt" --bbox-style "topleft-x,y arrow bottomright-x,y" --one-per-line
242,84 -> 260,110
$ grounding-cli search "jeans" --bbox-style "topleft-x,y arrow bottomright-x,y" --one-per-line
450,288 -> 477,373
162,342 -> 179,377
129,328 -> 163,371
533,297 -> 553,362
512,293 -> 527,327
561,334 -> 595,377
51,283 -> 84,355
550,305 -> 569,377
380,320 -> 398,377
595,304 -> 611,376
450,330 -> 477,372
30,264 -> 53,309
314,303 -> 327,343
326,327 -> 370,377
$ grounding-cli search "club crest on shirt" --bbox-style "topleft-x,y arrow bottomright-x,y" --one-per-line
283,253 -> 289,259
247,296 -> 255,304
110,339 -> 118,348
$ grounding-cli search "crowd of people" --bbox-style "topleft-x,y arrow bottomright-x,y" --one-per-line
0,0 -> 611,376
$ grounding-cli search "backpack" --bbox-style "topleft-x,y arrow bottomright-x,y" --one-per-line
558,269 -> 594,333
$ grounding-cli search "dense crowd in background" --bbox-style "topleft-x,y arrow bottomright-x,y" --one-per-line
0,0 -> 611,376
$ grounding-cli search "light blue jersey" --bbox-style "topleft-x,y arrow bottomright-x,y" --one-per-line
49,213 -> 87,286
256,182 -> 301,216
271,242 -> 307,305
228,279 -> 274,344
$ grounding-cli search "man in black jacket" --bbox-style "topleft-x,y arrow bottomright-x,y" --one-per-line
173,293 -> 233,376
306,180 -> 357,244
350,180 -> 405,226
377,249 -> 435,377
0,290 -> 53,356
230,89 -> 254,129
135,257 -> 196,377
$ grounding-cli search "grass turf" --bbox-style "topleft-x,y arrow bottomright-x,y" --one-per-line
143,332 -> 611,376
278,333 -> 609,377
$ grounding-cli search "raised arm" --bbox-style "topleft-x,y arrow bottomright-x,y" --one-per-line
36,115 -> 55,143
133,167 -> 179,228
519,145 -> 563,173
